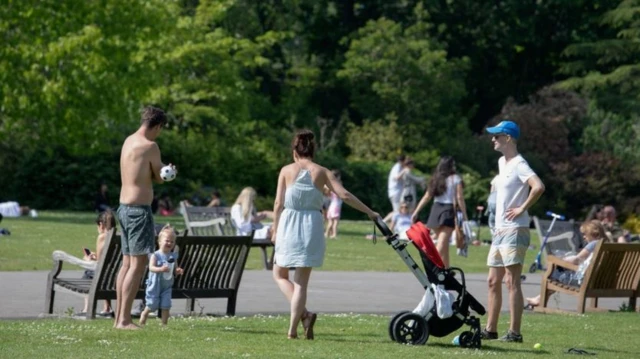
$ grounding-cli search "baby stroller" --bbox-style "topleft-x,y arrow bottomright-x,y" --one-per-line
374,218 -> 486,348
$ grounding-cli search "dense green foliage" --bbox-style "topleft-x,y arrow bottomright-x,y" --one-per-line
0,0 -> 638,220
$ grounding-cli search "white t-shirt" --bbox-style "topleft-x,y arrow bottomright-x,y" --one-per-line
231,203 -> 271,239
0,201 -> 21,217
494,155 -> 536,228
387,162 -> 403,198
434,175 -> 462,204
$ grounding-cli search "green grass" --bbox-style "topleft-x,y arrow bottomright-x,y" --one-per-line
0,211 -> 538,272
0,313 -> 637,358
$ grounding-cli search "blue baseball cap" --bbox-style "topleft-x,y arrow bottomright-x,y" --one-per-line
486,120 -> 520,139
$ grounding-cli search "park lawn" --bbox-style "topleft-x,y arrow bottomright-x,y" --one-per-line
0,312 -> 638,358
0,212 -> 539,273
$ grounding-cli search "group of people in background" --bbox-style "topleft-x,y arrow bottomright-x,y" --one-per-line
73,107 -> 634,342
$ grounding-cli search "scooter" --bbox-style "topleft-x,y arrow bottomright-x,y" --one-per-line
528,211 -> 566,274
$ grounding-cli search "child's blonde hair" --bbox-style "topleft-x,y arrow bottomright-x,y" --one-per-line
157,224 -> 177,244
580,220 -> 608,242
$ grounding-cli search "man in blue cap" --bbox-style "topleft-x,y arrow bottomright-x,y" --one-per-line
482,120 -> 545,343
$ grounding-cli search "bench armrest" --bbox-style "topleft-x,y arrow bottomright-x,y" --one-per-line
546,255 -> 579,272
52,250 -> 97,271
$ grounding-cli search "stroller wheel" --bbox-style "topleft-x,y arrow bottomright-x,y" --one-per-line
388,311 -> 411,342
528,262 -> 537,274
391,312 -> 429,345
458,331 -> 473,348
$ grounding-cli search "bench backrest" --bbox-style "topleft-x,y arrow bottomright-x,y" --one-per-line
533,216 -> 583,255
90,229 -> 252,295
174,235 -> 252,292
181,202 -> 237,236
582,242 -> 640,293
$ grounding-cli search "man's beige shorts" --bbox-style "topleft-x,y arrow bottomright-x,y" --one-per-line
487,227 -> 530,267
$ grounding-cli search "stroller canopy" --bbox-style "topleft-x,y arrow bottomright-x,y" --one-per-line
406,222 -> 445,269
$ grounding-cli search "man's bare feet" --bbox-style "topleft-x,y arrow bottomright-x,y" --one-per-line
115,322 -> 142,330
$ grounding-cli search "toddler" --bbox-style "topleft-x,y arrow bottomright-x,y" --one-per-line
140,225 -> 183,326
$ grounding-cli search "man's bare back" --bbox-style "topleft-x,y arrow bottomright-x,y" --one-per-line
119,133 -> 162,206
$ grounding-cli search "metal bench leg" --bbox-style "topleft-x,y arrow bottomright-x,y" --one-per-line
45,280 -> 55,314
185,299 -> 195,314
226,293 -> 237,316
260,246 -> 274,270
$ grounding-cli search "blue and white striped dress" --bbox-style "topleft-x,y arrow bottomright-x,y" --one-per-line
275,170 -> 326,268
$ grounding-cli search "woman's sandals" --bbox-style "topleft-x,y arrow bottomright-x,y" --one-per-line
302,311 -> 317,340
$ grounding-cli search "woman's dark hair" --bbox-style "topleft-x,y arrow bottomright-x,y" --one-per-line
292,129 -> 316,158
96,209 -> 117,230
427,156 -> 458,197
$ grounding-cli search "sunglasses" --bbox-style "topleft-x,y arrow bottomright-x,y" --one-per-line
492,134 -> 508,140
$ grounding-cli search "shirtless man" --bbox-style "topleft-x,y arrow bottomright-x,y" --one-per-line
115,106 -> 175,329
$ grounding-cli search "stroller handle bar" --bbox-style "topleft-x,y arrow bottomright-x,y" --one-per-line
546,211 -> 565,220
374,217 -> 394,237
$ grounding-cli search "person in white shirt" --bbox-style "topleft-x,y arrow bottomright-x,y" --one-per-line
397,157 -> 426,212
390,201 -> 413,239
231,187 -> 273,239
411,156 -> 467,268
0,201 -> 31,217
481,120 -> 545,343
384,154 -> 406,222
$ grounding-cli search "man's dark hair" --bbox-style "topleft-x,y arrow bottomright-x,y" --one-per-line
140,106 -> 167,128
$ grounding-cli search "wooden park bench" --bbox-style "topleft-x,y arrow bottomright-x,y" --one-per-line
535,241 -> 640,313
45,229 -> 252,319
180,202 -> 274,270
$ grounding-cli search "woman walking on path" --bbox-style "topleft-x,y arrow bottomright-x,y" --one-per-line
272,129 -> 379,340
411,156 -> 466,268
481,120 -> 545,343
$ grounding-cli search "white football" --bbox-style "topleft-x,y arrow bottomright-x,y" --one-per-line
160,165 -> 176,182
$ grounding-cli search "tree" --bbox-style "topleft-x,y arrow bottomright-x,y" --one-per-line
338,9 -> 469,155
0,0 -> 177,153
558,0 -> 640,115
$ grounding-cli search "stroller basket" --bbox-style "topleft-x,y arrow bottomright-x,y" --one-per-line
374,218 -> 485,348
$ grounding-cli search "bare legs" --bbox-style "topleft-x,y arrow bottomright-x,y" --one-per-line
115,254 -> 148,329
139,308 -> 170,326
325,218 -> 339,238
486,266 -> 505,332
273,264 -> 314,338
434,226 -> 453,268
486,264 -> 524,334
505,264 -> 524,333
139,307 -> 151,326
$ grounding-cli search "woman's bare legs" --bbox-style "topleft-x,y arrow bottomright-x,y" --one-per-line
435,226 -> 453,268
273,264 -> 313,338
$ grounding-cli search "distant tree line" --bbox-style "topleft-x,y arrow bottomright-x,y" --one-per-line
1,0 -> 638,223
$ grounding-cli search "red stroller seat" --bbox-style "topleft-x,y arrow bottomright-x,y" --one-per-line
375,219 -> 485,348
